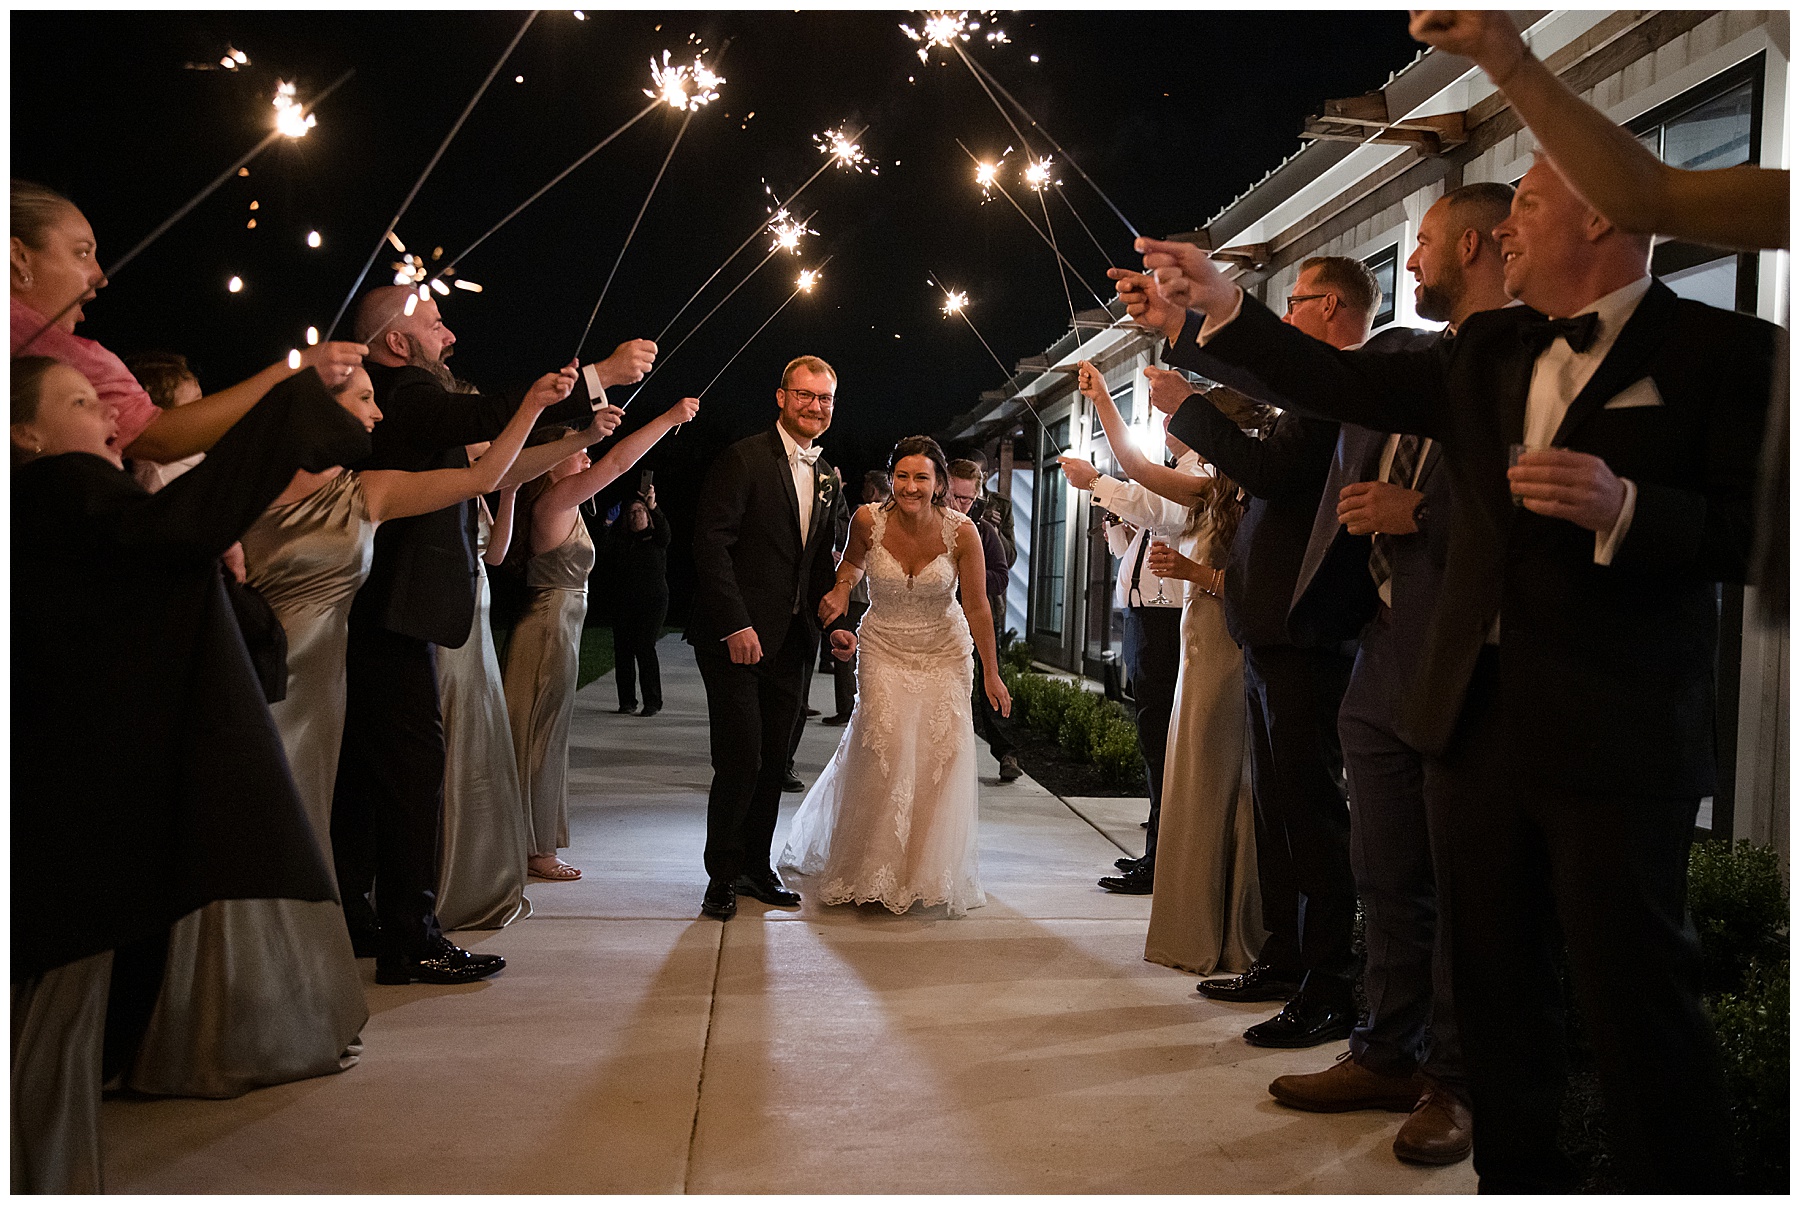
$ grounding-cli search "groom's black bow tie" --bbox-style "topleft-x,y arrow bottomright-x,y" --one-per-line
1530,311 -> 1602,354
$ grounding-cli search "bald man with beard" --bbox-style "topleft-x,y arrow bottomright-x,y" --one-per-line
332,285 -> 652,985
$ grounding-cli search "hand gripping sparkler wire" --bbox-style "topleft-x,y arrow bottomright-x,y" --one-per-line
17,69 -> 355,355
324,10 -> 539,341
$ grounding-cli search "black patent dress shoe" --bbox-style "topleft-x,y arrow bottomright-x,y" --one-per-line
1114,854 -> 1147,873
733,871 -> 802,908
375,940 -> 505,985
781,770 -> 806,792
1242,994 -> 1358,1049
1197,961 -> 1304,1003
638,705 -> 661,717
1098,867 -> 1154,895
700,879 -> 738,920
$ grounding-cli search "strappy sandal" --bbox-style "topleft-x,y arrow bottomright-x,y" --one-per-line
528,858 -> 583,881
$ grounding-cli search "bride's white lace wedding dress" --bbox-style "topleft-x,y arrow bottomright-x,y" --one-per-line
780,503 -> 986,916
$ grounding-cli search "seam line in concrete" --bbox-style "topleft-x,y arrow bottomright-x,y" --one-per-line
681,921 -> 727,1194
1032,774 -> 1137,857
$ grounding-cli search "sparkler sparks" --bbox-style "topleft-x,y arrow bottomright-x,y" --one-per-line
307,230 -> 322,248
974,156 -> 1004,195
900,11 -> 980,63
1024,156 -> 1057,192
453,279 -> 483,292
941,288 -> 969,316
646,51 -> 723,112
402,293 -> 419,317
797,268 -> 820,292
815,125 -> 875,174
306,326 -> 320,346
227,276 -> 243,293
273,81 -> 317,138
768,210 -> 814,253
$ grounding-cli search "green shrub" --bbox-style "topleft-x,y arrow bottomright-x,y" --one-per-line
1089,710 -> 1144,787
1004,667 -> 1041,725
1058,689 -> 1103,757
1709,958 -> 1789,1192
1026,676 -> 1077,740
1688,839 -> 1788,996
1000,629 -> 1035,676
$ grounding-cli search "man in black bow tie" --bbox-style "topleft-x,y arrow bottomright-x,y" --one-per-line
1117,154 -> 1779,1192
689,356 -> 856,920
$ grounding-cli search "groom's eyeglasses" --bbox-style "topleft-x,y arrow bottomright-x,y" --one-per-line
783,388 -> 834,408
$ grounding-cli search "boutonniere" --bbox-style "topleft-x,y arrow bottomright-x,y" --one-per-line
815,469 -> 836,505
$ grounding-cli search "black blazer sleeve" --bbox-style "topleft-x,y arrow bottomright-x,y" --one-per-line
1164,300 -> 1454,441
1167,394 -> 1338,502
691,443 -> 754,638
649,506 -> 672,549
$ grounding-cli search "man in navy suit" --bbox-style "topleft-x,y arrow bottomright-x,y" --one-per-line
688,355 -> 856,921
1272,183 -> 1514,1168
1120,155 -> 1777,1192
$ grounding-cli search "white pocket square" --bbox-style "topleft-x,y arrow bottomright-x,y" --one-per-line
1603,378 -> 1664,410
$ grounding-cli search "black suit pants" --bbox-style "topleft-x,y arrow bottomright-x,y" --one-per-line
1338,606 -> 1461,1089
331,622 -> 445,957
1427,648 -> 1733,1193
698,613 -> 815,883
1122,606 -> 1182,862
613,594 -> 668,711
1243,642 -> 1356,994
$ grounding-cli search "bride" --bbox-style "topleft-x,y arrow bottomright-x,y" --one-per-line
780,435 -> 1011,916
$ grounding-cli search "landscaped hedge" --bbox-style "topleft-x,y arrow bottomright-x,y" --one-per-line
1000,652 -> 1142,789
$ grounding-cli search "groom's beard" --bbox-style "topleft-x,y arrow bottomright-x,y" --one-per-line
404,335 -> 457,391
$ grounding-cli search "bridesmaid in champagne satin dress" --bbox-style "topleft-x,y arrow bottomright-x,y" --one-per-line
435,487 -> 533,930
502,395 -> 700,881
129,368 -> 558,1097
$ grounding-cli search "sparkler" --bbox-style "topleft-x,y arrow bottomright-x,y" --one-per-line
17,69 -> 354,354
697,258 -> 833,400
928,273 -> 1062,454
958,140 -> 1111,313
620,207 -> 818,410
272,81 -> 317,138
900,11 -> 981,63
573,43 -> 728,361
1024,156 -> 1077,326
324,10 -> 539,341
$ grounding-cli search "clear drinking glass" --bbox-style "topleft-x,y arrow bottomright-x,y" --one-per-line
1146,523 -> 1182,604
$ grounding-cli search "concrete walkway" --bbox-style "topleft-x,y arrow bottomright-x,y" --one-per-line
101,636 -> 1474,1193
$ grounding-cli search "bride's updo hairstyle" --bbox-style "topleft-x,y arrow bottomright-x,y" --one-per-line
884,435 -> 951,507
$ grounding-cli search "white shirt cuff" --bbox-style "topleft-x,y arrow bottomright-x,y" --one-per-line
1195,287 -> 1246,347
1594,477 -> 1637,565
723,626 -> 752,643
1089,475 -> 1125,510
581,362 -> 607,404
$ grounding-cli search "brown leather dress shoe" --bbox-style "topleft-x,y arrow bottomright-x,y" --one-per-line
1269,1053 -> 1426,1113
1392,1081 -> 1473,1165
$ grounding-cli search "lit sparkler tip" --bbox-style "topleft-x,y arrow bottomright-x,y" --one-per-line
816,125 -> 870,173
900,11 -> 979,60
227,275 -> 244,294
645,50 -> 724,111
797,268 -> 820,293
1024,156 -> 1056,191
942,289 -> 970,317
307,230 -> 322,248
974,158 -> 1001,193
272,80 -> 317,138
768,211 -> 813,254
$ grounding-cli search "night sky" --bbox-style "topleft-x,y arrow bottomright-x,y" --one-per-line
13,8 -> 1422,604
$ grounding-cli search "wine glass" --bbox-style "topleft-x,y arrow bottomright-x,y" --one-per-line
1146,523 -> 1183,604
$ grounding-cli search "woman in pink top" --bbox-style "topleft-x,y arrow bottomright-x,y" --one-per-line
9,180 -> 365,462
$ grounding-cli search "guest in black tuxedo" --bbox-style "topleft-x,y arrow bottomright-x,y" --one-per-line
332,285 -> 644,984
689,355 -> 856,920
1123,155 -> 1777,1192
1270,184 -> 1514,1168
608,491 -> 672,716
1167,256 -> 1381,1051
947,459 -> 1020,781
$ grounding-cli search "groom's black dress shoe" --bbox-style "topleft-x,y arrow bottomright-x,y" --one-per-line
700,879 -> 738,920
1242,992 -> 1357,1049
1114,854 -> 1147,873
733,871 -> 801,908
1098,867 -> 1154,894
1197,961 -> 1303,1003
375,938 -> 505,985
781,767 -> 805,792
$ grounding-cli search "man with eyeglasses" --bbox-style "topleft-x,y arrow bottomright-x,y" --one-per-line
688,355 -> 856,921
947,459 -> 1023,782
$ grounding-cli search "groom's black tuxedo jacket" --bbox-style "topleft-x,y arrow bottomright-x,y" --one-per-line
688,427 -> 842,651
352,362 -> 598,648
1161,281 -> 1780,798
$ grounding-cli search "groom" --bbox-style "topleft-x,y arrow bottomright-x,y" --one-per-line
689,355 -> 856,920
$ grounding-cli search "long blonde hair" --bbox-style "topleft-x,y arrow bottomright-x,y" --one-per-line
1182,385 -> 1273,560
